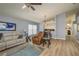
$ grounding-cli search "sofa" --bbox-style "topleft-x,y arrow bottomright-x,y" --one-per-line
32,32 -> 44,45
0,31 -> 26,51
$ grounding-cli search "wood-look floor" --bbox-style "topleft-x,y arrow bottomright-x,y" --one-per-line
0,36 -> 79,56
40,36 -> 79,56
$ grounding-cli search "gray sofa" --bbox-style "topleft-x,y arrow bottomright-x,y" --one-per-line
0,31 -> 26,51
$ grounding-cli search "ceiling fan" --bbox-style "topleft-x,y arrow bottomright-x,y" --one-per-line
23,3 -> 42,11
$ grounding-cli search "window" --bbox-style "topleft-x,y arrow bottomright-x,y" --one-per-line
28,24 -> 37,36
28,24 -> 32,36
33,25 -> 37,34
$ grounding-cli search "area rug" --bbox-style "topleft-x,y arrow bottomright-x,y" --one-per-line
10,44 -> 44,56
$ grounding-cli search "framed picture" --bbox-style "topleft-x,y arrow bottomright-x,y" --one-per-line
77,24 -> 79,32
0,21 -> 16,31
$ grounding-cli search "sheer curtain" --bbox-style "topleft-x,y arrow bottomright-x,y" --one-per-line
32,25 -> 37,35
28,24 -> 37,36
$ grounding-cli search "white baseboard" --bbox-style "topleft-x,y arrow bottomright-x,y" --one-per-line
53,37 -> 65,40
75,39 -> 79,43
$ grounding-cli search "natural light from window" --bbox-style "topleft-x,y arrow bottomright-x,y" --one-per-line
28,24 -> 37,36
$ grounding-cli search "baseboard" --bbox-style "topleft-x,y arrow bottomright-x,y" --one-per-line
51,37 -> 55,39
75,39 -> 79,44
54,37 -> 65,40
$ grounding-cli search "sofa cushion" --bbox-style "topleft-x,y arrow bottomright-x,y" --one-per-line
16,39 -> 26,45
4,36 -> 14,41
0,42 -> 6,51
6,40 -> 17,46
12,35 -> 19,40
0,42 -> 6,47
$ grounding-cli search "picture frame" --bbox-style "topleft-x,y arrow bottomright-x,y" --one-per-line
0,21 -> 16,31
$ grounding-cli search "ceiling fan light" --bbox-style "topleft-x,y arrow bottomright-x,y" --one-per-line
67,24 -> 71,27
22,4 -> 26,9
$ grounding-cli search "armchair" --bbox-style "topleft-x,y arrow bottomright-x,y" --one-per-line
32,32 -> 44,45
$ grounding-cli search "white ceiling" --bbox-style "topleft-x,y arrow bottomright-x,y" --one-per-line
0,3 -> 79,23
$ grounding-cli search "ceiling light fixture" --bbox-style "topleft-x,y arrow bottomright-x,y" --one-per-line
67,24 -> 71,27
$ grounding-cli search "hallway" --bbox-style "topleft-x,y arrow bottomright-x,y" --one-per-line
40,36 -> 79,56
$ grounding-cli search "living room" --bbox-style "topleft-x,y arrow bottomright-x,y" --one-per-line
0,3 -> 79,56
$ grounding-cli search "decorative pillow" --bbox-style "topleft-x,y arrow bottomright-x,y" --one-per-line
0,33 -> 3,40
17,34 -> 23,39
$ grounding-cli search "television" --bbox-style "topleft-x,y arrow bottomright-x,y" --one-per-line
0,21 -> 16,31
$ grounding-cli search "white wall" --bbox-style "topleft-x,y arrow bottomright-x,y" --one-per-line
77,16 -> 79,39
56,13 -> 66,39
39,22 -> 44,32
0,16 -> 39,33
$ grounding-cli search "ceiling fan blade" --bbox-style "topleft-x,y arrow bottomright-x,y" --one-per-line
31,3 -> 42,5
24,3 -> 36,11
30,6 -> 35,11
24,3 -> 31,7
